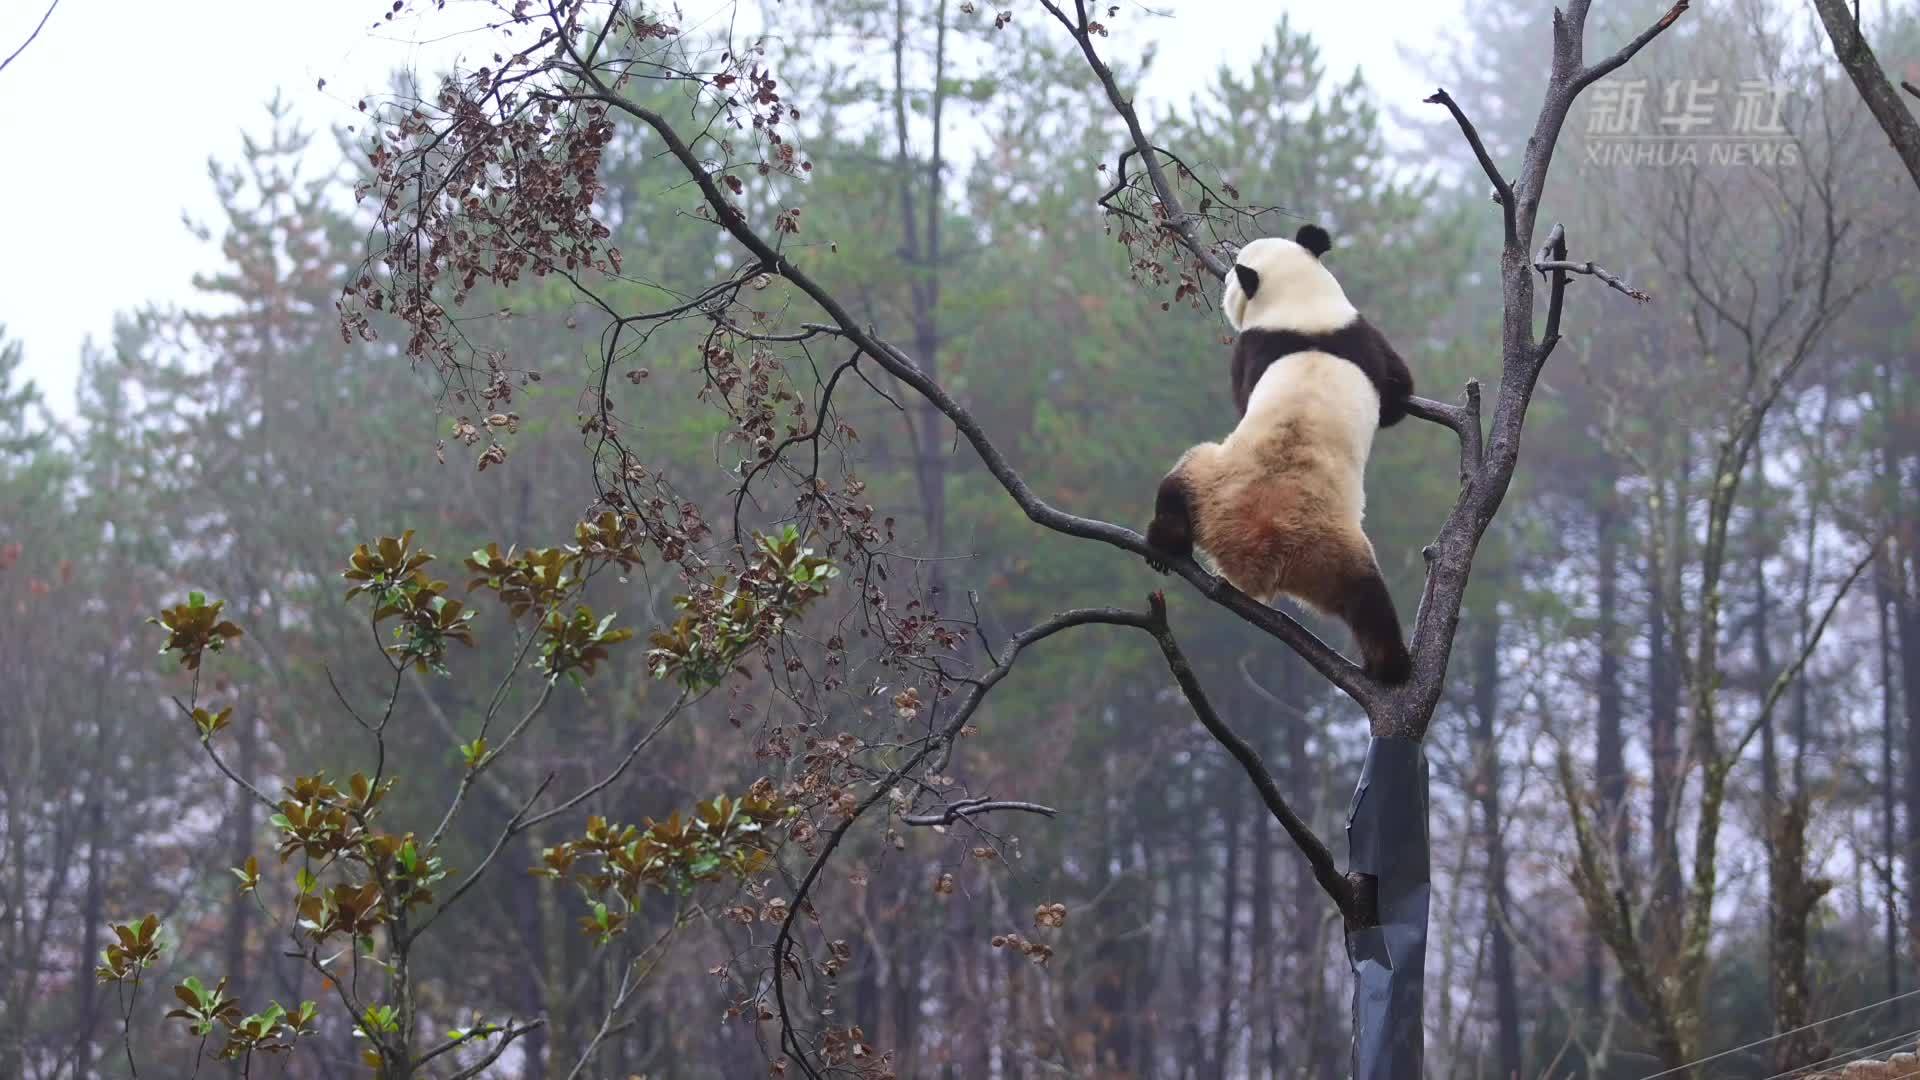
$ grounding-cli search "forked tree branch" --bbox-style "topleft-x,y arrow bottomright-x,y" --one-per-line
1572,0 -> 1690,92
1382,1 -> 1685,735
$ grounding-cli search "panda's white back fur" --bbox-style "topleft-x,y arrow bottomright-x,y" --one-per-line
1233,353 -> 1377,522
1219,236 -> 1381,523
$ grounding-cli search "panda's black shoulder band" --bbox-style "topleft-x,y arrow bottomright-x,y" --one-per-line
1230,318 -> 1414,425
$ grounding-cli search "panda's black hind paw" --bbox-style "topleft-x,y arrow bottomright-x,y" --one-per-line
1367,647 -> 1414,686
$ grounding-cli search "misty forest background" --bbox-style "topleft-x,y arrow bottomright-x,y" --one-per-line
5,0 -> 1920,1077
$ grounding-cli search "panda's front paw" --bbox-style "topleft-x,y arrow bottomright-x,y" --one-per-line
1146,555 -> 1171,575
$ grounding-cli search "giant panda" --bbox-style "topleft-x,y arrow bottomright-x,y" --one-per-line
1145,224 -> 1415,685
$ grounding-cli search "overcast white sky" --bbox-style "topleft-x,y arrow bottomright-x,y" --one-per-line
0,0 -> 1456,417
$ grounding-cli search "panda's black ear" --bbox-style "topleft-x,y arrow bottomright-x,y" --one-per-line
1295,224 -> 1333,257
1234,264 -> 1261,299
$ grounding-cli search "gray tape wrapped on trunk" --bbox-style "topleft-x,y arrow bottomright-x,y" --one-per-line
1345,735 -> 1430,1079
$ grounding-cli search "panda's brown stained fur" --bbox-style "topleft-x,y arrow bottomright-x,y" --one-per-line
1146,420 -> 1413,685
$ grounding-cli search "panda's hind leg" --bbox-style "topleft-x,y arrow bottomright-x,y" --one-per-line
1285,532 -> 1412,685
1338,565 -> 1412,685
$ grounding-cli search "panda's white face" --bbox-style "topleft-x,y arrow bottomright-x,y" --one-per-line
1221,236 -> 1356,335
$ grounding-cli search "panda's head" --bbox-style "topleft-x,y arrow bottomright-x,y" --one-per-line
1221,225 -> 1356,335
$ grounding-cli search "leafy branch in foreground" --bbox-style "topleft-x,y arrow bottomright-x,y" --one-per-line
111,514 -> 841,1076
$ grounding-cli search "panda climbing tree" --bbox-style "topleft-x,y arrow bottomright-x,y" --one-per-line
1145,225 -> 1416,685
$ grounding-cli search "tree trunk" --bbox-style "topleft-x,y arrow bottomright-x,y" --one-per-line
73,655 -> 116,1079
1753,534 -> 1781,1017
1590,477 -> 1627,1011
1213,802 -> 1241,1079
1345,737 -> 1429,1079
1472,615 -> 1523,1078
1248,733 -> 1276,1079
1901,569 -> 1920,965
1648,553 -> 1684,954
225,711 -> 259,999
1767,795 -> 1833,1072
1281,657 -> 1333,1075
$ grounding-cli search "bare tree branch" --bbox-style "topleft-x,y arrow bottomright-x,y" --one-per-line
1727,539 -> 1882,760
441,1019 -> 546,1080
900,797 -> 1059,826
1572,0 -> 1691,92
1810,0 -> 1920,189
1425,88 -> 1516,245
1532,260 -> 1652,303
0,0 -> 59,77
1034,0 -> 1231,280
1406,380 -> 1484,486
766,605 -> 1153,1077
1389,0 -> 1688,736
1142,592 -> 1361,923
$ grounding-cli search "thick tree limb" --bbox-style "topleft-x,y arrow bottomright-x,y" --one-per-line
1810,0 -> 1920,190
1142,593 -> 1362,922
